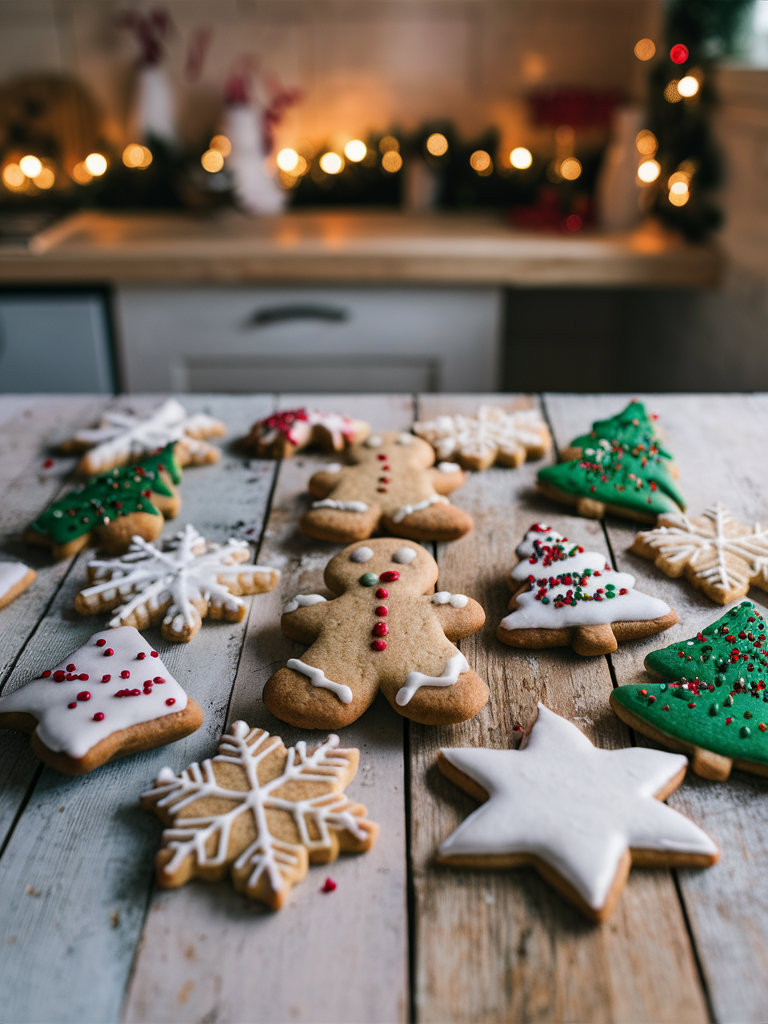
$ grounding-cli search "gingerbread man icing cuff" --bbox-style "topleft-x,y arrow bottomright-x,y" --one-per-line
301,431 -> 472,543
264,538 -> 488,729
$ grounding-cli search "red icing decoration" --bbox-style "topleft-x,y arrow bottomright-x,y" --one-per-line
53,671 -> 65,682
102,674 -> 111,682
93,712 -> 105,721
66,664 -> 76,671
96,639 -> 106,647
137,652 -> 146,660
379,571 -> 400,582
375,606 -> 388,616
154,676 -> 165,684
376,588 -> 388,598
77,691 -> 91,701
371,639 -> 387,651
377,454 -> 387,461
68,702 -> 77,709
42,458 -> 54,468
150,651 -> 159,658
104,648 -> 114,657
78,674 -> 89,681
373,622 -> 388,637
42,670 -> 51,678
120,670 -> 130,679
165,697 -> 176,706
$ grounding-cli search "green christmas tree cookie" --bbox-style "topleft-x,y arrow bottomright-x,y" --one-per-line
26,445 -> 182,561
611,602 -> 768,780
562,400 -> 673,463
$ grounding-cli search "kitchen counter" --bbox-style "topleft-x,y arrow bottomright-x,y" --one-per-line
0,209 -> 720,287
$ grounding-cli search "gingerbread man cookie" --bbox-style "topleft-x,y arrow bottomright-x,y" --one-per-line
242,407 -> 370,458
301,431 -> 472,543
264,538 -> 488,729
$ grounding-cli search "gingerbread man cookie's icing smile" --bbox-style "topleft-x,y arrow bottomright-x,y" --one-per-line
300,431 -> 473,543
264,539 -> 488,729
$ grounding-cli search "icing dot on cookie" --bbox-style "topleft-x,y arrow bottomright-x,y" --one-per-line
93,712 -> 104,721
376,588 -> 388,598
166,698 -> 176,706
380,571 -> 400,582
366,436 -> 383,448
96,639 -> 106,647
350,546 -> 374,563
392,547 -> 417,564
359,573 -> 379,587
371,640 -> 387,651
398,433 -> 413,445
373,622 -> 388,637
77,691 -> 91,701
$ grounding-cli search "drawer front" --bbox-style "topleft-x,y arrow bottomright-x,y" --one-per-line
116,286 -> 501,393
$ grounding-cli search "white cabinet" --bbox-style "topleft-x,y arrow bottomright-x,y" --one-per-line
115,286 -> 502,393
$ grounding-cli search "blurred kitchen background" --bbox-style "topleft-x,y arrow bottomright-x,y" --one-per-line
0,0 -> 767,394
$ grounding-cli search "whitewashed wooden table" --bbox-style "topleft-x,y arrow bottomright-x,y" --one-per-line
0,392 -> 766,1024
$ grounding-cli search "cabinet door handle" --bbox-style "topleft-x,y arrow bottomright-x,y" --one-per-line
244,304 -> 349,328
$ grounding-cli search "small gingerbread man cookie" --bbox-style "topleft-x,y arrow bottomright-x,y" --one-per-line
301,431 -> 472,543
264,538 -> 488,729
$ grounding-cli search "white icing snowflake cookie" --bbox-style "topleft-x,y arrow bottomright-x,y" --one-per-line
0,627 -> 202,774
63,398 -> 226,475
141,721 -> 378,909
413,405 -> 552,471
436,703 -> 718,921
498,522 -> 677,655
0,561 -> 36,610
631,502 -> 768,605
74,524 -> 280,643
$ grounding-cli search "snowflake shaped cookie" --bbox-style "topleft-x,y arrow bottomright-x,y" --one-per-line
74,524 -> 280,642
437,703 -> 718,921
631,503 -> 768,604
141,721 -> 379,909
413,405 -> 552,471
63,398 -> 226,475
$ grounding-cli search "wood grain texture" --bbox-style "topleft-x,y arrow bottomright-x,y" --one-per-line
410,393 -> 709,1024
123,395 -> 412,1024
0,395 -> 276,1024
544,392 -> 768,1024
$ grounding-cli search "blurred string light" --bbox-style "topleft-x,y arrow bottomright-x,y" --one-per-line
664,79 -> 683,103
344,139 -> 367,162
72,162 -> 93,184
209,134 -> 232,157
2,163 -> 25,188
469,150 -> 492,174
276,148 -> 300,172
634,37 -> 656,60
319,152 -> 343,174
669,183 -> 690,206
670,43 -> 689,64
559,157 -> 581,180
382,150 -> 402,172
35,166 -> 55,189
678,74 -> 700,97
635,129 -> 658,156
510,146 -> 532,169
379,135 -> 399,154
84,153 -> 108,176
201,149 -> 224,172
638,158 -> 661,183
19,155 -> 43,178
122,143 -> 153,169
426,132 -> 448,156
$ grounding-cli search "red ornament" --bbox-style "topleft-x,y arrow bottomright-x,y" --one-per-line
670,43 -> 688,64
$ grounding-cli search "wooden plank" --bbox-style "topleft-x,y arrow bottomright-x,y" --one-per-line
123,395 -> 412,1024
410,393 -> 709,1024
0,395 -> 276,1024
545,392 -> 768,1024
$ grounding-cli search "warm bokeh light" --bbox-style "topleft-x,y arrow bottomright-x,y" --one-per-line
635,130 -> 658,156
564,214 -> 582,231
122,144 -> 153,169
319,152 -> 344,174
277,170 -> 300,189
201,149 -> 225,173
344,139 -> 367,162
2,163 -> 25,188
379,135 -> 399,154
510,146 -> 533,169
19,155 -> 43,178
210,134 -> 232,157
560,157 -> 582,180
668,170 -> 691,189
634,38 -> 656,60
670,181 -> 689,196
470,150 -> 492,172
678,157 -> 699,176
554,125 -> 575,146
678,75 -> 699,97
638,159 -> 661,183
84,153 -> 107,176
426,133 -> 448,156
276,148 -> 300,172
293,155 -> 308,176
669,187 -> 690,207
664,80 -> 682,103
670,43 -> 689,64
381,150 -> 403,173
71,162 -> 93,185
35,167 -> 55,189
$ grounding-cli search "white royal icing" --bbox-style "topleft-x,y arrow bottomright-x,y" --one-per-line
431,591 -> 469,608
365,435 -> 383,448
501,523 -> 671,631
392,546 -> 418,564
287,658 -> 353,704
437,462 -> 461,473
414,406 -> 549,464
0,562 -> 31,600
312,499 -> 369,513
325,462 -> 343,474
78,524 -> 279,635
71,398 -> 222,472
0,627 -> 189,760
283,594 -> 327,613
145,724 -> 370,895
397,433 -> 414,445
396,649 -> 469,706
511,525 -> 608,582
350,546 -> 375,563
438,703 -> 718,911
392,494 -> 449,524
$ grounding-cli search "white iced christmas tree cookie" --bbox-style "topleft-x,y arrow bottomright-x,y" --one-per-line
413,405 -> 552,471
141,721 -> 379,909
74,524 -> 280,643
63,398 -> 226,475
0,626 -> 202,774
436,703 -> 718,921
498,522 -> 677,656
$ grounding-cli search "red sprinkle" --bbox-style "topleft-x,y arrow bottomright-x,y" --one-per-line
153,676 -> 165,684
131,688 -> 141,696
42,458 -> 54,468
688,702 -> 696,708
79,674 -> 89,681
371,640 -> 387,651
102,674 -> 111,683
321,877 -> 337,893
53,671 -> 65,682
377,454 -> 387,461
93,712 -> 105,721
120,671 -> 130,679
42,670 -> 51,678
66,664 -> 76,671
96,639 -> 106,647
104,648 -> 114,657
77,691 -> 90,701
379,571 -> 400,582
165,698 -> 176,706
759,723 -> 767,732
137,652 -> 146,660
376,588 -> 388,599
68,702 -> 77,709
150,651 -> 159,658
375,606 -> 388,617
373,622 -> 388,636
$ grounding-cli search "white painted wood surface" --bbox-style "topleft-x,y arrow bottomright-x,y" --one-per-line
0,391 -> 766,1023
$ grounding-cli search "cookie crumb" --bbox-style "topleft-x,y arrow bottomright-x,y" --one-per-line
321,877 -> 337,893
25,886 -> 41,897
110,911 -> 120,928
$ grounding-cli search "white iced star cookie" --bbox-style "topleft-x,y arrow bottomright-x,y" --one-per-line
436,703 -> 719,921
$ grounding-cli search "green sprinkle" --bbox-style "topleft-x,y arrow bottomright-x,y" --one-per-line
359,573 -> 378,587
709,704 -> 719,716
741,726 -> 751,738
725,695 -> 734,707
745,711 -> 753,719
715,673 -> 726,686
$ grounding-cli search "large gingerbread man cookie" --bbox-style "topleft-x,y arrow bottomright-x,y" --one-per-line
301,431 -> 472,543
264,538 -> 489,729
